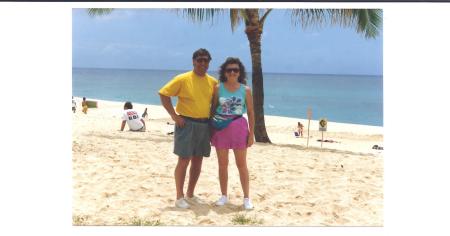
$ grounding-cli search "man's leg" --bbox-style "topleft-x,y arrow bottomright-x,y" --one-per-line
186,156 -> 203,198
174,157 -> 191,200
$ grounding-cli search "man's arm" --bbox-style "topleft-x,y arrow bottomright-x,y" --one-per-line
159,93 -> 185,127
120,120 -> 126,131
209,84 -> 219,118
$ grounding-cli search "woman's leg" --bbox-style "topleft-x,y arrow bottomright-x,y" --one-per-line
216,149 -> 229,196
233,148 -> 249,198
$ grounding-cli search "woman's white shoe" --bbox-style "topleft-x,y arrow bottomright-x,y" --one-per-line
175,198 -> 190,209
243,198 -> 254,210
215,195 -> 228,206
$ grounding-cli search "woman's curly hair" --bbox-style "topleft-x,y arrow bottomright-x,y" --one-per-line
218,57 -> 247,84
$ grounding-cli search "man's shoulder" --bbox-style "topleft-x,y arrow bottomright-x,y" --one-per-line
206,74 -> 218,83
174,71 -> 193,80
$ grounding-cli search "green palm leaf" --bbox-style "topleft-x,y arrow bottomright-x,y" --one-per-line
290,9 -> 382,39
87,8 -> 114,17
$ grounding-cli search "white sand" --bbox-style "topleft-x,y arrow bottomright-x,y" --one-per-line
72,97 -> 383,226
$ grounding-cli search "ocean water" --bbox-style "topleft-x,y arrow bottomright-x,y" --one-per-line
72,68 -> 383,126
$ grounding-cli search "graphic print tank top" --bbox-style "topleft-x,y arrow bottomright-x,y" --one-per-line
215,82 -> 247,115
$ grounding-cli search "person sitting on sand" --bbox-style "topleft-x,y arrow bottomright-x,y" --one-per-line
81,97 -> 88,114
120,101 -> 146,132
297,122 -> 304,138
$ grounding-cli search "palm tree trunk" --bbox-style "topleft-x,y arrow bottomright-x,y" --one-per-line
245,9 -> 271,143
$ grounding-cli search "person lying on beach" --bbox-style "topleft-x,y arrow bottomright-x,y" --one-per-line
372,144 -> 384,150
317,139 -> 340,143
120,101 -> 146,132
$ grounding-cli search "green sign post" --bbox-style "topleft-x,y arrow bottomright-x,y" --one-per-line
319,118 -> 327,148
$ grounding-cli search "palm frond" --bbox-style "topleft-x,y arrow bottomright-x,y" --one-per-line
87,8 -> 114,17
230,9 -> 248,32
355,9 -> 382,38
290,9 -> 382,39
177,8 -> 226,25
290,9 -> 327,28
260,9 -> 273,25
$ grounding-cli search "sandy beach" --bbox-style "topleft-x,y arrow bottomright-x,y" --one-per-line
72,97 -> 383,226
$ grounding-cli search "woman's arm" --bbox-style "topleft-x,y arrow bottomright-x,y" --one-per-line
245,86 -> 255,147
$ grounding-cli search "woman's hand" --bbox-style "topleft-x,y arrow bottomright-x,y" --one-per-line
247,133 -> 254,147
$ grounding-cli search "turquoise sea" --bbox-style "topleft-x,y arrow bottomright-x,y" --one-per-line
72,68 -> 383,126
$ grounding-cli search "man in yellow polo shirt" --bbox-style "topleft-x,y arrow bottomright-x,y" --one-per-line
159,48 -> 218,209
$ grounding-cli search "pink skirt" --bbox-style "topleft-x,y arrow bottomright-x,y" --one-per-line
211,117 -> 249,150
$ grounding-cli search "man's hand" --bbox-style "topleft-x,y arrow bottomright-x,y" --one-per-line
172,114 -> 185,128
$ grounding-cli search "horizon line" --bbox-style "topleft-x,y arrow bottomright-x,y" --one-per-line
72,66 -> 383,77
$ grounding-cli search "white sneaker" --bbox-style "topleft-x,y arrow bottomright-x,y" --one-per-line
175,198 -> 190,209
215,195 -> 228,206
186,195 -> 203,204
243,198 -> 254,210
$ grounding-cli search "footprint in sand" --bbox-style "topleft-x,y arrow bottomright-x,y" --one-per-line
198,219 -> 215,224
332,212 -> 339,219
103,192 -> 117,198
139,186 -> 151,191
257,193 -> 266,201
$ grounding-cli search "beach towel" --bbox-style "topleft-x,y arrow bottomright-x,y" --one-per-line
86,100 -> 98,108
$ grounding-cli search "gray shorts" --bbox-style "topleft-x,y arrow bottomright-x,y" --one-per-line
174,118 -> 211,158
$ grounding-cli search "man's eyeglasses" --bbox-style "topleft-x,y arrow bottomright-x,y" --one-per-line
195,57 -> 210,63
225,68 -> 240,73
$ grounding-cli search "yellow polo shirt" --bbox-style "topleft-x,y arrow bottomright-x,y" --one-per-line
159,71 -> 218,118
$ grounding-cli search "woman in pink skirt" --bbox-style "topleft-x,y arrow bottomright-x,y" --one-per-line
210,57 -> 255,210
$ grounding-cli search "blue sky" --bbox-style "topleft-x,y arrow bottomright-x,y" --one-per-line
73,9 -> 383,75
